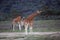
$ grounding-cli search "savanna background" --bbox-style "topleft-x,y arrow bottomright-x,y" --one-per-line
0,0 -> 60,40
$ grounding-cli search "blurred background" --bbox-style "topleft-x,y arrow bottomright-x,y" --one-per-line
0,0 -> 60,40
0,0 -> 60,21
0,0 -> 60,32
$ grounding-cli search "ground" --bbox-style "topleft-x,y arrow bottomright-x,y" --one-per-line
0,32 -> 60,40
0,20 -> 60,40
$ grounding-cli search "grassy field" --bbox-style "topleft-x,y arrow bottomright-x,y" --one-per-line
25,34 -> 60,40
0,20 -> 60,32
0,28 -> 60,32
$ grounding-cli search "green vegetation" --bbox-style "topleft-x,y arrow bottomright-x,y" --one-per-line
0,27 -> 60,32
25,34 -> 60,40
33,28 -> 60,32
0,20 -> 60,32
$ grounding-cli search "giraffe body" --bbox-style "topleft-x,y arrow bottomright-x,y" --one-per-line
12,16 -> 22,31
23,10 -> 42,35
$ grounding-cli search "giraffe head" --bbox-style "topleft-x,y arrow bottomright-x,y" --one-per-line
36,10 -> 43,14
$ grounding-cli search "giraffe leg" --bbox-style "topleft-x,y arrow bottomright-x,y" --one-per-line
29,23 -> 33,34
21,21 -> 24,26
29,26 -> 33,32
25,23 -> 28,35
19,24 -> 21,30
12,23 -> 15,31
18,22 -> 21,31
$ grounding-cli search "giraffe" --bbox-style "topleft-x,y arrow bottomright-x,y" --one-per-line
12,16 -> 22,31
23,10 -> 43,35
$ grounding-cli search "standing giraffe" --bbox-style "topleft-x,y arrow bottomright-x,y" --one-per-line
12,16 -> 22,31
23,10 -> 43,34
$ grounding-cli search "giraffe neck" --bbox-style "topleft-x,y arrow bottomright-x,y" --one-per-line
27,12 -> 40,21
